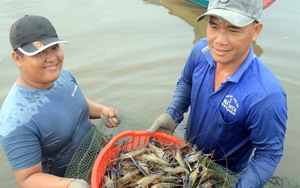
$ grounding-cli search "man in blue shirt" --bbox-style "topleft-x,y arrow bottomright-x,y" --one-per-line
148,0 -> 287,187
0,15 -> 119,188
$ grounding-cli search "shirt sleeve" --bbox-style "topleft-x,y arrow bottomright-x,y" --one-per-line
236,92 -> 287,187
1,121 -> 41,171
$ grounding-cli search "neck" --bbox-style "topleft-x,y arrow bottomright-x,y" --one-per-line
214,63 -> 240,91
16,76 -> 53,90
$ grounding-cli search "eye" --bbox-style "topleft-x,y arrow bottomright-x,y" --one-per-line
229,29 -> 238,33
52,45 -> 59,50
36,51 -> 44,55
209,24 -> 218,30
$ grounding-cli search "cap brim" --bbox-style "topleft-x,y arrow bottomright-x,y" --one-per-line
196,9 -> 255,27
18,38 -> 68,56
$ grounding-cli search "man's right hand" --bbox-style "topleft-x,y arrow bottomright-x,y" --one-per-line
147,113 -> 177,135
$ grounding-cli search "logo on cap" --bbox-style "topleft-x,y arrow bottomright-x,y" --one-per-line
219,0 -> 229,3
32,41 -> 44,50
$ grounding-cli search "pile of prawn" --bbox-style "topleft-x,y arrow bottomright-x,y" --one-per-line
101,137 -> 227,188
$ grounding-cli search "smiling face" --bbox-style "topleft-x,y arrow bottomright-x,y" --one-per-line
12,44 -> 64,89
206,16 -> 263,67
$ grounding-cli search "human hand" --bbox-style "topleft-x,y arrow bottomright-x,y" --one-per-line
68,179 -> 90,188
147,113 -> 177,135
100,107 -> 119,128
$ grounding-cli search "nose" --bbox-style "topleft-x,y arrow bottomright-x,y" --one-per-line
215,30 -> 228,45
44,48 -> 57,62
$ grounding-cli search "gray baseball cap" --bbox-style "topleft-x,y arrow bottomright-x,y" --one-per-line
9,15 -> 67,56
196,0 -> 263,27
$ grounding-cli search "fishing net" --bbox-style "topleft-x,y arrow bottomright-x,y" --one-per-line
64,111 -> 299,188
64,123 -> 110,183
64,111 -> 148,183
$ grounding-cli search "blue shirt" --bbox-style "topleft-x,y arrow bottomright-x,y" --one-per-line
167,38 -> 287,187
0,68 -> 91,177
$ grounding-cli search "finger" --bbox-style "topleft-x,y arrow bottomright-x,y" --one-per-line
108,118 -> 118,128
147,128 -> 155,134
147,123 -> 160,134
104,118 -> 119,128
103,121 -> 112,128
111,117 -> 119,125
107,109 -> 117,118
102,116 -> 112,128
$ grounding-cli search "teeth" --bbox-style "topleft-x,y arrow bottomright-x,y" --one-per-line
46,65 -> 57,70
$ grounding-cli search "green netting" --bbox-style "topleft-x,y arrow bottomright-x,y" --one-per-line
64,112 -> 299,188
64,123 -> 111,183
64,112 -> 148,183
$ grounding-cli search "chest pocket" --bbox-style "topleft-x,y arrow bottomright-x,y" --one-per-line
213,109 -> 239,141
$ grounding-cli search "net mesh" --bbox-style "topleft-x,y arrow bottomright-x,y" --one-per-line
64,112 -> 299,187
64,111 -> 147,183
64,123 -> 110,183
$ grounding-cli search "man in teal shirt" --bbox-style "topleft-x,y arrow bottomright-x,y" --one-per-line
0,15 -> 119,188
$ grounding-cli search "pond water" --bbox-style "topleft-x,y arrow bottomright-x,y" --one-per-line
0,0 -> 299,187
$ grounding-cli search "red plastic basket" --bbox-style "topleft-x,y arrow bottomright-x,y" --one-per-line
90,130 -> 185,188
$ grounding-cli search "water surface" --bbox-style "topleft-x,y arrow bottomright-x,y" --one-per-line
0,0 -> 299,187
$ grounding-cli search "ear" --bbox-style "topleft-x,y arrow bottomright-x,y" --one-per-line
253,23 -> 263,41
12,51 -> 24,68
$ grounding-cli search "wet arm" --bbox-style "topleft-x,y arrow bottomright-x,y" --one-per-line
85,97 -> 119,126
85,97 -> 109,119
14,163 -> 74,188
